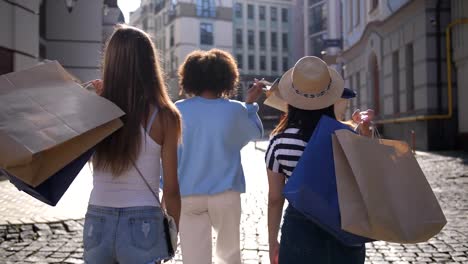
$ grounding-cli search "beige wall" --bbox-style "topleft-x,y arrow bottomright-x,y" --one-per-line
0,0 -> 41,70
0,0 -> 123,82
43,0 -> 104,82
341,0 -> 458,149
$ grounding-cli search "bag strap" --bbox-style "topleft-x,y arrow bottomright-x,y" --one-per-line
130,159 -> 161,206
146,108 -> 159,132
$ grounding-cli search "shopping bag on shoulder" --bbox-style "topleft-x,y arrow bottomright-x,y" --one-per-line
332,129 -> 447,243
283,115 -> 374,246
0,61 -> 124,188
1,148 -> 94,206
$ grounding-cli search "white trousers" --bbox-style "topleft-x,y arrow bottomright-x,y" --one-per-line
179,190 -> 242,264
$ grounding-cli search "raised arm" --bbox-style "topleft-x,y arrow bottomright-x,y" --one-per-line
241,80 -> 265,140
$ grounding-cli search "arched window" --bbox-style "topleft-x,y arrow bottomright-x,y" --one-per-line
197,0 -> 216,18
371,0 -> 379,11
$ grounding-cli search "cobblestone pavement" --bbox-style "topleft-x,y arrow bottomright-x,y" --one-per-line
0,166 -> 92,225
0,142 -> 467,263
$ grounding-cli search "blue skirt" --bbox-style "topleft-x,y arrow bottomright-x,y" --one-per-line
279,205 -> 366,264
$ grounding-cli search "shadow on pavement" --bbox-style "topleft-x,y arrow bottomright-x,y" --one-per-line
430,151 -> 468,165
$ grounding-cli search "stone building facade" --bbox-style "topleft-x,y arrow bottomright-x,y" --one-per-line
340,0 -> 465,150
0,0 -> 124,81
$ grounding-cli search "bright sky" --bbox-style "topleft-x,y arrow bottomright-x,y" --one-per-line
118,0 -> 141,23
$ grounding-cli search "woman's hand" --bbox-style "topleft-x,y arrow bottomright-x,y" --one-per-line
245,78 -> 264,104
91,79 -> 104,95
269,240 -> 280,264
352,109 -> 375,137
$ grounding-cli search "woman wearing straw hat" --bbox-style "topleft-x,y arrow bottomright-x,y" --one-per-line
265,56 -> 372,264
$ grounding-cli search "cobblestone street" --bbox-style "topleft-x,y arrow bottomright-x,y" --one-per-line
0,142 -> 467,263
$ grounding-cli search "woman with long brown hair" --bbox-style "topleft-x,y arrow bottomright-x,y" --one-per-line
83,25 -> 181,264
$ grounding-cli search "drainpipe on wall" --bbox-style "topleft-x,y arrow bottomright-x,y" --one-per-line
436,0 -> 442,113
375,18 -> 468,124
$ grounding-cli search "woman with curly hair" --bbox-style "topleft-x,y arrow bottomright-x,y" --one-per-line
176,49 -> 263,264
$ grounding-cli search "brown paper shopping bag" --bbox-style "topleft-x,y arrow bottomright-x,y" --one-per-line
332,129 -> 446,243
0,61 -> 124,187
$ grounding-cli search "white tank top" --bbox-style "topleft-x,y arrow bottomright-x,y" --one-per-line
89,109 -> 161,208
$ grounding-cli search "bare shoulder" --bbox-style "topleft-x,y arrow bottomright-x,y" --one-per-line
156,107 -> 182,144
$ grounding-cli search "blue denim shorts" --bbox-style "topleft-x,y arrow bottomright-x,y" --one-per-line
83,205 -> 172,264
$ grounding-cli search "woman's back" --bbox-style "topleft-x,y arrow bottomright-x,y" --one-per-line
176,96 -> 262,196
90,125 -> 161,208
83,25 -> 181,264
265,128 -> 307,178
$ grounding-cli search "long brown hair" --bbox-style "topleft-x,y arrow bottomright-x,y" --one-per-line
94,25 -> 182,176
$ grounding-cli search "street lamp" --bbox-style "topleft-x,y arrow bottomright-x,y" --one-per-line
64,0 -> 78,13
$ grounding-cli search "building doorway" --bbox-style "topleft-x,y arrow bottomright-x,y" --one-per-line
0,48 -> 13,75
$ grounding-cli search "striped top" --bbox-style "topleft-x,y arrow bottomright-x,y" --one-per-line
265,128 -> 308,178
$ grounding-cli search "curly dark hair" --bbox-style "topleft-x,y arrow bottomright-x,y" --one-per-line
178,49 -> 239,98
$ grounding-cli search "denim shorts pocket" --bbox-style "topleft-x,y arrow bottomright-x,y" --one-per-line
128,216 -> 161,250
83,214 -> 105,251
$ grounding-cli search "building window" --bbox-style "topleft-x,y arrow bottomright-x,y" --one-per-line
271,32 -> 277,51
281,8 -> 288,23
309,3 -> 327,34
248,30 -> 254,49
236,29 -> 243,47
260,31 -> 266,49
247,4 -> 254,19
260,56 -> 266,71
259,6 -> 266,20
371,0 -> 379,11
392,51 -> 400,114
347,0 -> 353,32
248,55 -> 255,70
272,56 -> 278,72
406,43 -> 414,111
356,72 -> 361,108
308,0 -> 323,5
237,54 -> 243,69
271,7 -> 277,22
170,25 -> 174,47
370,53 -> 380,115
282,57 -> 289,72
39,43 -> 46,59
349,75 -> 354,115
282,33 -> 288,51
170,51 -> 175,72
200,23 -> 213,45
142,18 -> 148,31
235,3 -> 242,18
310,35 -> 325,56
354,0 -> 360,26
196,0 -> 216,18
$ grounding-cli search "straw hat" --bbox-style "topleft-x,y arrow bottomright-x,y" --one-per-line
277,56 -> 344,110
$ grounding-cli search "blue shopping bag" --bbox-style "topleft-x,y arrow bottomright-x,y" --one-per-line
2,148 -> 94,206
283,115 -> 374,246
